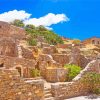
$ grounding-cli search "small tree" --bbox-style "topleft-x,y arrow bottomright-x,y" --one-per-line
12,19 -> 24,27
25,24 -> 36,29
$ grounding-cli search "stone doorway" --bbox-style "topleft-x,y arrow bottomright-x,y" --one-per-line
15,65 -> 23,77
0,63 -> 4,68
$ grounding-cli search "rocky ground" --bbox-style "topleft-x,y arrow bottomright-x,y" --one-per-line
66,95 -> 100,100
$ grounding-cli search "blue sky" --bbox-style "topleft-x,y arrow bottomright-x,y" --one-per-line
0,0 -> 100,40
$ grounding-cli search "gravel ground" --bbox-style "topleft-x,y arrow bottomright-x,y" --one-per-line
65,95 -> 100,100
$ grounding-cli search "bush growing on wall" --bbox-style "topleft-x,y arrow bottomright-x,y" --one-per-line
64,64 -> 81,81
30,69 -> 40,77
83,72 -> 100,94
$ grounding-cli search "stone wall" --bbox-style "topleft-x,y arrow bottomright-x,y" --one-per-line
82,37 -> 100,45
21,47 -> 35,59
51,56 -> 100,100
45,68 -> 68,82
0,21 -> 26,40
0,55 -> 36,78
0,69 -> 44,100
0,37 -> 18,57
52,54 -> 69,66
42,46 -> 58,54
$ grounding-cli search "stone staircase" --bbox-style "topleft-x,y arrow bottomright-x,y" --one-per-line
44,87 -> 55,100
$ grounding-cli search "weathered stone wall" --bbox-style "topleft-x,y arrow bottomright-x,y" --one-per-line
51,81 -> 90,100
0,37 -> 18,57
21,47 -> 35,59
42,46 -> 58,54
82,37 -> 100,45
45,68 -> 68,82
57,44 -> 72,49
0,21 -> 26,40
52,54 -> 69,66
0,69 -> 44,100
9,25 -> 26,40
51,57 -> 100,100
0,55 -> 36,77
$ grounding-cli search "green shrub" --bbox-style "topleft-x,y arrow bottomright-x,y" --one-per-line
83,72 -> 100,84
64,64 -> 81,81
82,72 -> 100,94
30,69 -> 40,77
12,19 -> 24,27
28,39 -> 37,46
92,88 -> 100,94
25,25 -> 63,45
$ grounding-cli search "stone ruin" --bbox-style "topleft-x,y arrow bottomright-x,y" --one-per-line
51,55 -> 100,99
0,21 -> 99,100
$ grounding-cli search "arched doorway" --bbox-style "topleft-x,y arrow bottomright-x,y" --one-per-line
15,65 -> 23,77
92,40 -> 95,44
0,63 -> 4,68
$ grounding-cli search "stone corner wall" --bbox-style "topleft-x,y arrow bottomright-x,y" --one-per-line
0,69 -> 44,100
51,58 -> 100,100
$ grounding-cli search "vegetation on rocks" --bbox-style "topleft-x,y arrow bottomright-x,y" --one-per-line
11,19 -> 25,27
83,72 -> 100,94
30,69 -> 40,77
64,64 -> 81,81
72,39 -> 81,44
25,24 -> 63,45
12,20 -> 63,45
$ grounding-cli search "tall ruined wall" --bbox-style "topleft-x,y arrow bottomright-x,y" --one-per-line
0,37 -> 18,57
51,57 -> 100,100
9,25 -> 26,40
0,21 -> 26,40
0,69 -> 44,100
0,21 -> 10,37
52,54 -> 69,66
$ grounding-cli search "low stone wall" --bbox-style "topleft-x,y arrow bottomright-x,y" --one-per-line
51,58 -> 100,100
45,68 -> 68,82
51,80 -> 90,100
0,69 -> 44,100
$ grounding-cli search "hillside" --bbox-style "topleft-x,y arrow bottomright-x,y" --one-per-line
12,19 -> 64,46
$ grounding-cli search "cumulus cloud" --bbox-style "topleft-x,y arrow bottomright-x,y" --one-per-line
0,10 -> 31,22
0,10 -> 69,29
24,13 -> 69,27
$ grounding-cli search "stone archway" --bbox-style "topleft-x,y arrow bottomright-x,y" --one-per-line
14,65 -> 23,77
0,63 -> 4,68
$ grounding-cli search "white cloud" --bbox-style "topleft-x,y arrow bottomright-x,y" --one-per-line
0,10 -> 31,22
24,13 -> 69,27
0,10 -> 69,29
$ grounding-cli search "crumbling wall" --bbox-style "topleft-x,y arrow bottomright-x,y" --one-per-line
0,37 -> 18,57
0,21 -> 26,40
45,68 -> 68,82
52,54 -> 69,66
51,57 -> 100,100
0,69 -> 44,100
0,56 -> 36,77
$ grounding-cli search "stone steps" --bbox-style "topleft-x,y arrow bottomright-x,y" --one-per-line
45,97 -> 55,100
44,88 -> 55,100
